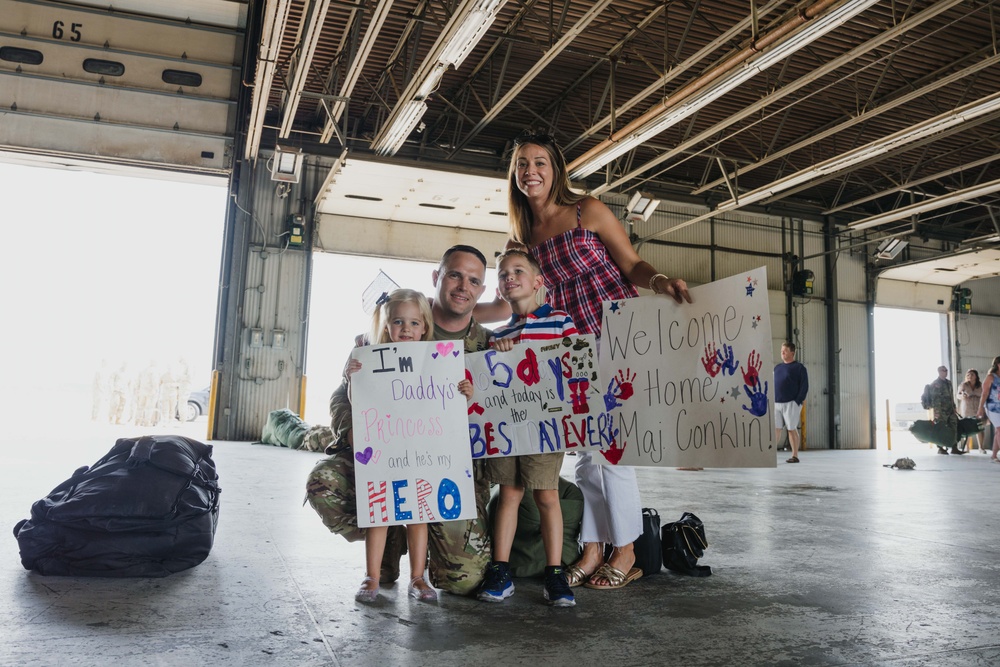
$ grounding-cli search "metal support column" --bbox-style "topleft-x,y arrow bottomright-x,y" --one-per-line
824,216 -> 841,449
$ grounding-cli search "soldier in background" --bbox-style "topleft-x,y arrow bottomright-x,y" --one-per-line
91,359 -> 108,421
108,362 -> 129,425
926,365 -> 962,455
157,366 -> 179,425
175,358 -> 192,422
134,361 -> 159,427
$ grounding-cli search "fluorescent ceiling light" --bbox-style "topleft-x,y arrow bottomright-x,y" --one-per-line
439,0 -> 506,67
848,177 -> 1000,231
416,63 -> 447,100
625,191 -> 660,222
714,91 -> 1000,213
875,238 -> 908,260
372,101 -> 428,156
568,0 -> 879,180
370,0 -> 507,156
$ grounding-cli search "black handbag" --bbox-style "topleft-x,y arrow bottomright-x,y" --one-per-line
661,511 -> 712,577
633,507 -> 662,576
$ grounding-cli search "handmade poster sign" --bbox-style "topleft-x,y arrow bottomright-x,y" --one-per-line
466,335 -> 608,458
351,340 -> 476,528
597,267 -> 775,468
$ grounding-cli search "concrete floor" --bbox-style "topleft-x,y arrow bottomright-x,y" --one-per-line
4,419 -> 1000,667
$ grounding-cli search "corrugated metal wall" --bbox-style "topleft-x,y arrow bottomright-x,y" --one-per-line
223,155 -> 313,440
967,276 -> 1000,315
956,312 -> 1000,376
836,303 -> 872,449
957,276 -> 1000,379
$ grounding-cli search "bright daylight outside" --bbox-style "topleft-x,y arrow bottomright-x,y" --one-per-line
0,161 -> 225,441
872,306 -> 947,452
0,160 -> 497,444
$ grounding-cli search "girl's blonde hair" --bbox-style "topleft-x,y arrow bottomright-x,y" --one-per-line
507,132 -> 586,246
370,289 -> 434,344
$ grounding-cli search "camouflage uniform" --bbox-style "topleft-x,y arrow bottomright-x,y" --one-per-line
305,320 -> 492,596
929,377 -> 958,428
928,376 -> 959,445
108,364 -> 129,425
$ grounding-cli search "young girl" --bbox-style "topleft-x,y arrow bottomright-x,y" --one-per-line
347,289 -> 473,602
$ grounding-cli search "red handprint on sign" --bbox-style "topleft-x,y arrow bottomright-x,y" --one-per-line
615,369 -> 636,401
741,349 -> 762,386
701,343 -> 722,377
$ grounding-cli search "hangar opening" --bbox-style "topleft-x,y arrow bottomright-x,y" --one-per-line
872,307 -> 945,450
0,160 -> 225,433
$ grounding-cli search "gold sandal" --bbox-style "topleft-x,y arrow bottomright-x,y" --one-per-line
583,563 -> 643,590
564,564 -> 593,588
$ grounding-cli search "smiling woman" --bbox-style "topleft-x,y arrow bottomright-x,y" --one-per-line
0,161 -> 225,427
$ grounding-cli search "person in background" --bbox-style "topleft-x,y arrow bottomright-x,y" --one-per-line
477,249 -> 578,607
774,342 -> 809,464
976,357 -> 1000,462
956,369 -> 983,452
927,365 -> 963,455
477,131 -> 691,591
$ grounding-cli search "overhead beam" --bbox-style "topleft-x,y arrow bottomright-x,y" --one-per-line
446,0 -> 614,157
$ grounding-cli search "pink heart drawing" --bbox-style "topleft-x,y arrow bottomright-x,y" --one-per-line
436,342 -> 454,358
355,446 -> 373,465
371,449 -> 382,465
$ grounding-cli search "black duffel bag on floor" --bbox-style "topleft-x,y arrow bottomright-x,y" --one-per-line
13,435 -> 221,577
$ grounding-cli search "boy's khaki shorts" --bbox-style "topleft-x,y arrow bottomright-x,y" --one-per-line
485,451 -> 565,490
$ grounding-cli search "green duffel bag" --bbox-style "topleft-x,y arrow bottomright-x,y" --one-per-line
486,476 -> 584,577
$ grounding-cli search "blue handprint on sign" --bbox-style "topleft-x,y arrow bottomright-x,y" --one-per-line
715,344 -> 740,377
742,377 -> 769,417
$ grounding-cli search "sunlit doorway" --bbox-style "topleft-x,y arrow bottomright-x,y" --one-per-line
872,306 -> 947,452
303,252 -> 500,428
0,161 -> 226,440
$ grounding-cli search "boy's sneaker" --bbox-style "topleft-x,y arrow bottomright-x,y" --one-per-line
543,567 -> 576,607
477,562 -> 514,602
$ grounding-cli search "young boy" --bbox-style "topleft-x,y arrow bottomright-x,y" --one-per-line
477,249 -> 579,607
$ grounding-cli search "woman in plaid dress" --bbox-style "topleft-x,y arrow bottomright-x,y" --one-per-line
480,132 -> 691,589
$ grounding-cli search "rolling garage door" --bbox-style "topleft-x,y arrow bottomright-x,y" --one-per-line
0,0 -> 244,174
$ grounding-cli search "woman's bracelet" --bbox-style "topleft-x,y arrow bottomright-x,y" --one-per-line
649,273 -> 669,294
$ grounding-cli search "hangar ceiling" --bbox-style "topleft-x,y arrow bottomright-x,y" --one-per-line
4,0 -> 1000,282
241,0 -> 1000,268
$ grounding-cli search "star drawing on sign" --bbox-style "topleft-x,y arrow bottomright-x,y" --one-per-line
745,283 -> 755,296
610,301 -> 620,313
752,319 -> 759,329
729,386 -> 741,399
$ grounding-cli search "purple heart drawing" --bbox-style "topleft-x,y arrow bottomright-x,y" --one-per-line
355,446 -> 373,465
